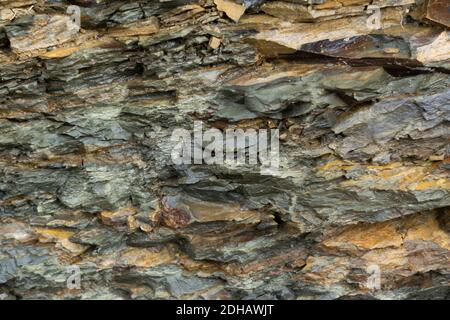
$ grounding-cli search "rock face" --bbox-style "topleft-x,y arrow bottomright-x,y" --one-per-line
0,0 -> 449,300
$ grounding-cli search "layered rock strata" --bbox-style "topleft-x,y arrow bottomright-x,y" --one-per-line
0,0 -> 449,299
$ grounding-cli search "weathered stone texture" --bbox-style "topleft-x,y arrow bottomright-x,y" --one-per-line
0,0 -> 448,300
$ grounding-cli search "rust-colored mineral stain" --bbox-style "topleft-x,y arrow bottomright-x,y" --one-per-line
426,0 -> 450,28
161,199 -> 191,229
161,208 -> 191,229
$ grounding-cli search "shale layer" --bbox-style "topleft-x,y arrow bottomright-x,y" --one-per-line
0,0 -> 449,300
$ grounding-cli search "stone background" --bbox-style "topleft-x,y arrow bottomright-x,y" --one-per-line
0,0 -> 448,299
